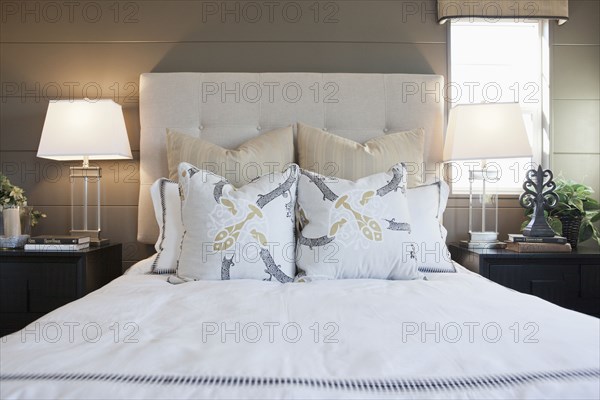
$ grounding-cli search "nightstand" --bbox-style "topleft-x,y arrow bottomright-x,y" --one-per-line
0,243 -> 122,336
449,244 -> 600,317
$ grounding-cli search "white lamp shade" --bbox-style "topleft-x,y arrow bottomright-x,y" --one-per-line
443,103 -> 533,162
38,99 -> 132,161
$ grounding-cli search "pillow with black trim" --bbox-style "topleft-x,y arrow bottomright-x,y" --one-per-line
407,180 -> 455,273
171,162 -> 299,282
150,178 -> 183,274
296,164 -> 422,280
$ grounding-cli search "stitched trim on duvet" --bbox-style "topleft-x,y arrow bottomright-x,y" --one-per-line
418,266 -> 456,273
2,369 -> 597,393
152,179 -> 177,275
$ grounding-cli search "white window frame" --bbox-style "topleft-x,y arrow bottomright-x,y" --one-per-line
447,19 -> 548,195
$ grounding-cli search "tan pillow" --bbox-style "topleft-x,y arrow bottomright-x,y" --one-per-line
167,127 -> 294,187
297,123 -> 424,187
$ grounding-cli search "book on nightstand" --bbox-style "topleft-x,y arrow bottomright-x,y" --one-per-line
505,241 -> 572,253
27,235 -> 90,245
507,234 -> 567,244
459,240 -> 506,249
24,243 -> 90,251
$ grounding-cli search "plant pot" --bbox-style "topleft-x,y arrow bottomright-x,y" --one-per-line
0,206 -> 32,248
559,214 -> 583,250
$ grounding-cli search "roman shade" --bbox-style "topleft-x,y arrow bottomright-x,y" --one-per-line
438,0 -> 569,25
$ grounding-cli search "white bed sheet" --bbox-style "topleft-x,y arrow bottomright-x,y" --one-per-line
1,258 -> 598,399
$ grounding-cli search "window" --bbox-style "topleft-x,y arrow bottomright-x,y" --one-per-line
449,20 -> 546,194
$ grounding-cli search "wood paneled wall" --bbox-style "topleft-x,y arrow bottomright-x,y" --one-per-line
1,1 -> 598,270
551,0 -> 600,196
550,0 -> 600,250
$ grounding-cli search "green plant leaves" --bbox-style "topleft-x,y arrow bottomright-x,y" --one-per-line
549,217 -> 563,236
579,222 -> 593,243
0,173 -> 46,227
1,174 -> 28,207
520,214 -> 562,236
520,178 -> 599,247
570,198 -> 584,213
584,198 -> 600,211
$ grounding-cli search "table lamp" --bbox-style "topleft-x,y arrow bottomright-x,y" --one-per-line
37,99 -> 132,246
443,102 -> 533,247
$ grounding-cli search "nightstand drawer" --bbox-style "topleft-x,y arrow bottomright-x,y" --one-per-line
449,244 -> 600,317
489,263 -> 581,307
581,265 -> 600,299
0,262 -> 79,313
0,313 -> 45,337
28,263 -> 78,312
0,277 -> 28,313
0,244 -> 123,336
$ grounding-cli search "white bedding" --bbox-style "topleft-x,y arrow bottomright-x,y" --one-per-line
1,260 -> 598,399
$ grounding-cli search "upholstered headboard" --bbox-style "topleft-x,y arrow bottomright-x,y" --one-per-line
138,73 -> 445,243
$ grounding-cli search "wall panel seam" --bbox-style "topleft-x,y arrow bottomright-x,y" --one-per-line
0,41 -> 447,45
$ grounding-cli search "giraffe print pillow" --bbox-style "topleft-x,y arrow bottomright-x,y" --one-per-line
296,164 -> 423,280
172,162 -> 299,283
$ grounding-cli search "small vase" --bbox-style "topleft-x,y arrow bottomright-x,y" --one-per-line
559,214 -> 582,250
0,206 -> 31,248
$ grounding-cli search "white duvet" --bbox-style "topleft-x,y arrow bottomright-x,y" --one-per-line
1,260 -> 598,399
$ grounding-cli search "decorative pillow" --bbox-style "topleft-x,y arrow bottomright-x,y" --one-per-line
407,180 -> 455,273
174,162 -> 299,282
150,178 -> 183,274
167,127 -> 294,186
297,123 -> 425,188
296,164 -> 422,280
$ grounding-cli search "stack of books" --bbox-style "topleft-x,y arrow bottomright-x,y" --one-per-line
25,235 -> 91,251
505,234 -> 571,253
459,240 -> 506,250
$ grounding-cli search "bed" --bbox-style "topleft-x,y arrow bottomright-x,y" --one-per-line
1,73 -> 598,399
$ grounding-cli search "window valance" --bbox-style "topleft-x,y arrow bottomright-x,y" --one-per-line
438,1 -> 568,25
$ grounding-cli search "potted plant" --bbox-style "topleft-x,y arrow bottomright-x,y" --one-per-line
0,174 -> 46,247
522,178 -> 600,249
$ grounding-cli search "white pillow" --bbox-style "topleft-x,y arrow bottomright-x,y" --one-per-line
296,164 -> 422,280
407,181 -> 455,273
150,178 -> 183,274
174,162 -> 299,282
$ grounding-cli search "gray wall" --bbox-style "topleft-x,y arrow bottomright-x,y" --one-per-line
551,0 -> 600,199
1,1 -> 598,269
551,0 -> 600,249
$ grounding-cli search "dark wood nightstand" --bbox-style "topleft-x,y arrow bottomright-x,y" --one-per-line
0,243 -> 122,336
449,243 -> 600,317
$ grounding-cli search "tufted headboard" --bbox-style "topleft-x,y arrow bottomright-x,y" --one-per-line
138,73 -> 445,244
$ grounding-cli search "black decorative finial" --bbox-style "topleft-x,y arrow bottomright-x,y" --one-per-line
519,166 -> 559,237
